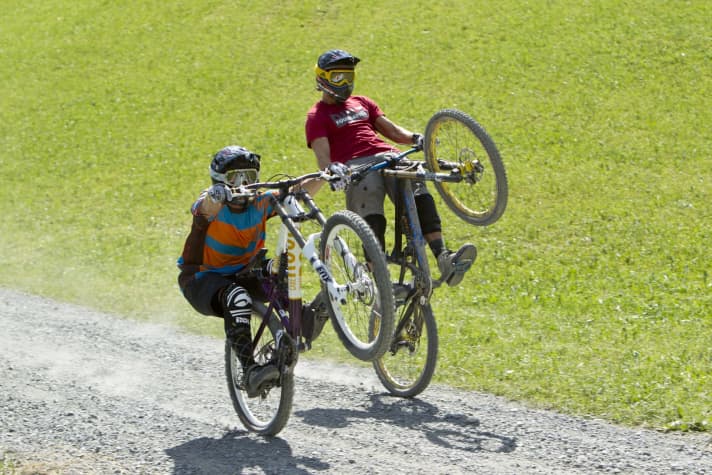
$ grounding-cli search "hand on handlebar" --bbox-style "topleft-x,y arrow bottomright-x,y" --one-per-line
207,183 -> 233,203
328,162 -> 351,191
412,133 -> 424,151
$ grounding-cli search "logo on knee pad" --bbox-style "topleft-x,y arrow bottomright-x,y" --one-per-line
232,316 -> 251,325
223,284 -> 253,322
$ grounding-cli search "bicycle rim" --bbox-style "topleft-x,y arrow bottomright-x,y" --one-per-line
424,109 -> 508,226
225,304 -> 294,436
373,300 -> 438,398
321,210 -> 394,361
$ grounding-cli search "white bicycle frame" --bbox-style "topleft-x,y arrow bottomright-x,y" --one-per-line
275,195 -> 353,314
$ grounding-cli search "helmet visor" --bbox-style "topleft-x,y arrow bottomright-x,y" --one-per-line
315,66 -> 355,87
225,168 -> 259,186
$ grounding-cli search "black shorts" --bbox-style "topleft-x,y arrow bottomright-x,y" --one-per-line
180,272 -> 265,317
344,154 -> 441,234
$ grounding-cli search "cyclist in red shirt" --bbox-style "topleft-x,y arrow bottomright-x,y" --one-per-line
305,49 -> 476,286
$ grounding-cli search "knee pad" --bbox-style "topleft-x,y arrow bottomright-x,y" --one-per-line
363,214 -> 387,251
415,194 -> 442,235
221,284 -> 252,326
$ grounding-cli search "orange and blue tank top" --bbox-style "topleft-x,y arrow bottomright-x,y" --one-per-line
192,191 -> 277,279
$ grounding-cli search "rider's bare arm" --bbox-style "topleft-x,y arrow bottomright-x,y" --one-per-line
303,136 -> 331,195
193,191 -> 223,219
310,136 -> 332,169
374,115 -> 417,145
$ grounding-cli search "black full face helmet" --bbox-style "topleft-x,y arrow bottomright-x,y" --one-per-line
209,145 -> 261,186
315,49 -> 361,102
209,145 -> 261,207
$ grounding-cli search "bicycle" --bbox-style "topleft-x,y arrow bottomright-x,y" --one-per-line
224,170 -> 395,435
348,109 -> 508,397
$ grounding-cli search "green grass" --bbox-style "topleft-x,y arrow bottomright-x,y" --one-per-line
0,453 -> 17,475
1,0 -> 709,431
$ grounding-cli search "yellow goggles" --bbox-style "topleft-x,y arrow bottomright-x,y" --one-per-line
315,66 -> 356,86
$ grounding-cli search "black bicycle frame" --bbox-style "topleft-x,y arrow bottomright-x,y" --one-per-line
365,148 -> 438,299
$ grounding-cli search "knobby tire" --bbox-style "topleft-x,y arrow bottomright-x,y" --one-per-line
225,301 -> 294,436
320,210 -> 395,361
424,109 -> 508,226
373,293 -> 438,398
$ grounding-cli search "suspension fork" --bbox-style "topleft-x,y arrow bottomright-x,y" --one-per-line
272,194 -> 351,339
272,195 -> 306,344
298,191 -> 360,281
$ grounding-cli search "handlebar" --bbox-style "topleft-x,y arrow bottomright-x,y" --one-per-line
225,140 -> 472,197
363,147 -> 420,171
229,169 -> 337,195
349,147 -> 421,183
348,146 -> 480,186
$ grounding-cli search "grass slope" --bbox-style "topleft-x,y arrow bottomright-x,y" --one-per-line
1,0 -> 709,431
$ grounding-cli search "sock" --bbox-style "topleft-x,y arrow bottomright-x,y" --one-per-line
428,238 -> 447,258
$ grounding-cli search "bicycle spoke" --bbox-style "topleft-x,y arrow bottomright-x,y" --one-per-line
373,298 -> 438,398
425,109 -> 508,226
321,211 -> 394,361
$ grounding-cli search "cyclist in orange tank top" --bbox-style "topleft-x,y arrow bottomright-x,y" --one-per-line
177,145 -> 280,398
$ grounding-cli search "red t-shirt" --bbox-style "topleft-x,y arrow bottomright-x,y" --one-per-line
305,95 -> 399,164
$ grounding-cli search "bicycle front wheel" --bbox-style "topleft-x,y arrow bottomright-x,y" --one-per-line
225,302 -> 294,436
424,109 -> 508,226
320,210 -> 395,361
373,293 -> 438,398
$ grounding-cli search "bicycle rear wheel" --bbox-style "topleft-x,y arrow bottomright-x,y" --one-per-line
424,109 -> 508,226
225,301 -> 295,436
373,278 -> 438,398
320,210 -> 395,361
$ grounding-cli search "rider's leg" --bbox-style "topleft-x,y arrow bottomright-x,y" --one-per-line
414,185 -> 477,286
413,184 -> 447,256
345,160 -> 386,218
363,214 -> 387,251
181,273 -> 277,395
413,189 -> 446,255
345,158 -> 388,253
220,284 -> 254,368
221,283 -> 278,396
180,271 -> 232,317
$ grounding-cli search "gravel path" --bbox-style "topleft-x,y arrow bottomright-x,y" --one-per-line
1,287 -> 710,474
